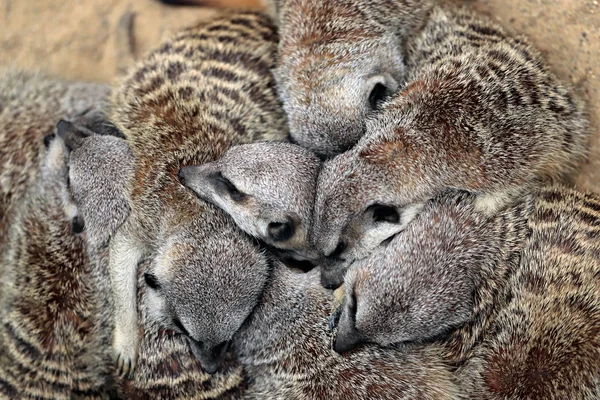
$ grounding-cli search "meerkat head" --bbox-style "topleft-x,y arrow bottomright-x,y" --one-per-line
179,142 -> 321,262
332,193 -> 486,353
269,0 -> 432,156
311,89 -> 486,288
141,208 -> 271,374
54,117 -> 133,249
311,142 -> 430,289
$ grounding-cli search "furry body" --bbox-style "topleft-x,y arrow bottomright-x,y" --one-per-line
107,10 -> 288,374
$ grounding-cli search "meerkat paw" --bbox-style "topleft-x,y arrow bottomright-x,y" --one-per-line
328,286 -> 347,331
112,327 -> 139,379
473,190 -> 515,216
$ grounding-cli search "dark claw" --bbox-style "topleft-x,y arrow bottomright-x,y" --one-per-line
328,307 -> 342,332
43,133 -> 55,148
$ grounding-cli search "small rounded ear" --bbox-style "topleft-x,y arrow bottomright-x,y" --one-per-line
365,74 -> 399,111
56,120 -> 91,152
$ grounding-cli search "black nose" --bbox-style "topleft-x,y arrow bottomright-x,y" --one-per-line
333,329 -> 363,354
267,218 -> 295,242
320,268 -> 345,290
177,168 -> 186,185
71,216 -> 85,234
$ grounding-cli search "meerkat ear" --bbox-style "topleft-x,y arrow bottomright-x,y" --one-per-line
56,119 -> 92,152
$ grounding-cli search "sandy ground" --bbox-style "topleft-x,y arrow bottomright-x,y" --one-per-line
1,0 -> 598,191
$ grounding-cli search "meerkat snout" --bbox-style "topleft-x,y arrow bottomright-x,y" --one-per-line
187,339 -> 230,375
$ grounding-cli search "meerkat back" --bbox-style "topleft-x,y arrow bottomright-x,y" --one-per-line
456,187 -> 600,399
0,120 -> 115,399
105,10 -> 288,377
0,69 -> 110,248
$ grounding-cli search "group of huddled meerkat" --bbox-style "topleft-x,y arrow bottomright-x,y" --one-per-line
0,0 -> 598,398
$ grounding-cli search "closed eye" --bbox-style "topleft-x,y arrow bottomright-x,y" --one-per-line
211,172 -> 246,202
172,316 -> 190,336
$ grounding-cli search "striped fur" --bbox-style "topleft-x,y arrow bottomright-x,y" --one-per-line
0,71 -> 113,399
106,10 -> 288,378
337,186 -> 600,399
457,187 -> 600,398
0,69 -> 110,255
0,129 -> 115,399
310,4 -> 589,286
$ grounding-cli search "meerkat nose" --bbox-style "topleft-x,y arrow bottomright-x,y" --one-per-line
177,166 -> 189,185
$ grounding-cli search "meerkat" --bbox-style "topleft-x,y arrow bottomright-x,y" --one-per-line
308,5 -> 588,287
160,0 -> 432,155
0,117 -> 119,399
179,141 -> 321,263
56,122 -> 248,398
333,187 -> 600,398
0,116 -> 248,398
151,231 -> 462,399
266,0 -> 435,155
106,10 -> 288,376
0,69 -> 110,251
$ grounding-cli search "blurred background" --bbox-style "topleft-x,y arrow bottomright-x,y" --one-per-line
0,0 -> 598,192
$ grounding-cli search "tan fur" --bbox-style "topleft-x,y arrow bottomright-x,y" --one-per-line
311,4 -> 589,288
336,187 -> 600,399
106,10 -> 288,375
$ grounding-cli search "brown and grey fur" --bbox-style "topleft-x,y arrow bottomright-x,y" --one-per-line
0,69 -> 110,253
0,120 -> 249,398
267,0 -> 434,155
154,236 -> 461,399
107,10 -> 287,375
60,126 -> 248,398
311,5 -> 588,287
180,141 -> 321,263
0,118 -> 117,399
335,187 -> 600,398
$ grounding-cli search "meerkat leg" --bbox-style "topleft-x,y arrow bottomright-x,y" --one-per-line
109,222 -> 144,378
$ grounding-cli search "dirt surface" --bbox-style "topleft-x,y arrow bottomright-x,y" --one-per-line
1,0 -> 598,191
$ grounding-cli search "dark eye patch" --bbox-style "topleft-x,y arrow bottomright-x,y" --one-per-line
43,133 -> 55,148
144,272 -> 161,290
327,241 -> 347,259
211,172 -> 246,202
